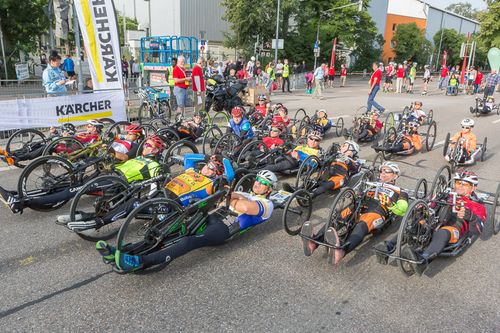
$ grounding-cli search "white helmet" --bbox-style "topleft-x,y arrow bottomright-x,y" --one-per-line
256,170 -> 278,189
461,118 -> 475,128
379,161 -> 400,175
251,56 -> 256,61
343,140 -> 360,156
454,170 -> 478,186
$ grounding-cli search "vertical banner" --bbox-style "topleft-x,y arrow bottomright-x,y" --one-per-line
73,0 -> 123,90
460,33 -> 471,85
330,38 -> 337,68
442,51 -> 447,66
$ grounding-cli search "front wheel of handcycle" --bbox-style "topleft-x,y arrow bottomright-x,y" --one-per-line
326,187 -> 357,243
236,140 -> 269,170
282,189 -> 312,236
381,127 -> 397,160
429,165 -> 452,200
5,128 -> 47,168
202,125 -> 224,155
335,117 -> 344,137
41,137 -> 85,159
233,173 -> 256,192
294,155 -> 321,191
69,174 -> 130,241
492,183 -> 500,235
425,121 -> 437,152
162,140 -> 199,177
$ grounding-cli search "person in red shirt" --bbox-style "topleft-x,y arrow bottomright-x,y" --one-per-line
396,64 -> 405,93
367,62 -> 385,113
438,65 -> 448,90
327,66 -> 335,88
172,55 -> 192,116
262,121 -> 285,149
191,57 -> 206,112
340,64 -> 347,87
271,105 -> 290,126
383,62 -> 394,92
474,70 -> 483,94
254,94 -> 269,117
74,119 -> 102,144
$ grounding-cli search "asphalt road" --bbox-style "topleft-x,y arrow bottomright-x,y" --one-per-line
1,81 -> 499,332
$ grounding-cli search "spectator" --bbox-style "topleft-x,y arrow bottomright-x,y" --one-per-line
275,59 -> 283,90
396,64 -> 404,93
422,64 -> 431,95
301,60 -> 307,73
312,63 -> 325,99
438,65 -> 448,90
305,71 -> 314,94
122,57 -> 129,80
246,56 -> 255,78
236,57 -> 243,71
172,55 -> 191,117
340,64 -> 347,87
254,60 -> 262,85
131,58 -> 140,79
327,65 -> 335,88
237,65 -> 249,80
192,57 -> 206,112
83,77 -> 93,93
42,51 -> 67,96
483,70 -> 499,98
265,62 -> 275,93
282,59 -> 291,93
367,62 -> 385,113
63,54 -> 75,78
407,63 -> 417,94
474,69 -> 483,94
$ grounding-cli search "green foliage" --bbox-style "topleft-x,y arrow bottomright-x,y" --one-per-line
392,23 -> 432,64
445,2 -> 480,20
433,28 -> 466,66
477,1 -> 500,50
116,12 -> 139,47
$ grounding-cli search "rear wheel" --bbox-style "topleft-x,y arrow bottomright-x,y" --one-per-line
5,129 -> 47,168
104,121 -> 131,139
481,137 -> 487,162
335,117 -> 344,137
326,188 -> 357,243
382,127 -> 397,160
282,189 -> 312,236
163,140 -> 199,177
425,121 -> 437,151
69,175 -> 129,241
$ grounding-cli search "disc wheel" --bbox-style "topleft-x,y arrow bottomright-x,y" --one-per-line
116,198 -> 184,256
202,125 -> 224,155
17,155 -> 76,210
335,117 -> 344,137
326,188 -> 357,243
69,174 -> 130,241
5,129 -> 47,168
236,140 -> 269,170
162,140 -> 199,177
425,121 -> 437,151
395,200 -> 433,276
294,155 -> 321,191
282,189 -> 312,236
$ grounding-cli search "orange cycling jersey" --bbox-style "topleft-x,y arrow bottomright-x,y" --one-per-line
402,133 -> 422,152
165,168 -> 213,206
451,132 -> 476,152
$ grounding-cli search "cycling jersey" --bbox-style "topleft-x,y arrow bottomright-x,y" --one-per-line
451,132 -> 476,152
229,118 -> 254,139
75,132 -> 100,144
368,119 -> 383,135
439,194 -> 486,243
111,139 -> 139,159
229,191 -> 274,230
115,156 -> 161,183
410,109 -> 426,121
315,117 -> 332,132
402,133 -> 422,152
293,145 -> 320,162
165,168 -> 214,206
272,115 -> 290,126
262,136 -> 284,149
324,158 -> 361,190
255,105 -> 267,117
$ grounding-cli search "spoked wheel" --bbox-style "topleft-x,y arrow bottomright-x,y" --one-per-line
212,111 -> 230,127
413,178 -> 428,199
425,121 -> 437,151
384,112 -> 395,133
158,100 -> 172,123
335,117 -> 344,137
233,173 -> 256,192
294,155 -> 321,191
137,103 -> 154,125
202,126 -> 224,155
69,175 -> 130,241
236,140 -> 269,170
429,165 -> 452,200
427,109 -> 434,125
17,155 -> 76,210
98,118 -> 115,134
116,198 -> 184,256
42,137 -> 85,159
492,183 -> 500,235
213,133 -> 240,159
326,188 -> 356,243
297,116 -> 311,137
5,129 -> 47,168
282,189 -> 312,236
148,116 -> 170,130
443,133 -> 450,156
371,152 -> 384,171
293,108 -> 307,122
395,200 -> 433,276
352,169 -> 374,192
104,121 -> 131,139
481,137 -> 487,162
156,128 -> 180,144
381,127 -> 397,160
163,140 -> 199,177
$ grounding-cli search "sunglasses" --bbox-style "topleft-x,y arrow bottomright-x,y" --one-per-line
206,162 -> 218,171
379,169 -> 394,174
256,176 -> 272,187
308,137 -> 321,142
144,142 -> 158,149
462,127 -> 471,129
271,128 -> 281,132
454,180 -> 472,187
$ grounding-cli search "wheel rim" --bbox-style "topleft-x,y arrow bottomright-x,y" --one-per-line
283,190 -> 312,235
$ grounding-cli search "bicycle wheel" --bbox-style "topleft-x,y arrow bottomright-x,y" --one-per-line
17,155 -> 76,210
381,127 -> 397,160
158,100 -> 172,122
163,140 -> 199,177
481,137 -> 487,162
202,125 -> 223,155
5,129 -> 47,168
413,178 -> 428,200
326,188 -> 356,243
383,112 -> 395,133
293,108 -> 307,122
212,111 -> 229,127
42,137 -> 85,158
371,152 -> 384,171
213,133 -> 240,159
427,109 -> 434,125
236,140 -> 269,170
233,173 -> 256,192
156,128 -> 180,144
425,121 -> 437,152
138,103 -> 153,124
295,155 -> 320,190
104,121 -> 131,139
429,165 -> 452,200
148,116 -> 170,130
69,174 -> 129,241
443,133 -> 450,156
116,198 -> 183,256
492,183 -> 500,235
282,189 -> 312,236
335,117 -> 344,137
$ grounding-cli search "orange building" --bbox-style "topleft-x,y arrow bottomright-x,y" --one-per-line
383,14 -> 426,62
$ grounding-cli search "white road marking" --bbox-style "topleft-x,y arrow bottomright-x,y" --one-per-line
0,166 -> 15,172
492,119 -> 500,124
433,140 -> 445,148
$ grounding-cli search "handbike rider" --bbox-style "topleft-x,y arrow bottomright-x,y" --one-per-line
357,110 -> 383,142
376,120 -> 422,154
300,162 -> 408,265
175,112 -> 206,141
445,118 -> 477,164
95,170 -> 278,273
374,170 -> 485,275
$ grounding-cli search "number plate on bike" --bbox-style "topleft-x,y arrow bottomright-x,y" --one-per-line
270,190 -> 292,204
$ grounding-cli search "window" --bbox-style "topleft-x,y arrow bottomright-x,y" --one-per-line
392,23 -> 397,32
390,41 -> 395,48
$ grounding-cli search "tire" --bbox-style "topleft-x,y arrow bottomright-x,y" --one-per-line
395,200 -> 433,276
282,189 -> 312,236
413,178 -> 427,200
17,155 -> 76,210
492,183 -> 500,235
158,100 -> 172,122
5,129 -> 47,168
236,140 -> 269,170
429,165 -> 451,200
212,111 -> 230,127
162,140 -> 199,177
294,155 -> 321,191
427,109 -> 433,125
384,112 -> 395,133
293,108 -> 307,122
382,127 -> 397,160
104,121 -> 131,139
326,187 -> 357,243
69,174 -> 129,241
116,198 -> 184,256
156,128 -> 180,143
371,152 -> 384,171
213,133 -> 240,159
148,116 -> 170,130
443,133 -> 450,156
335,117 -> 344,137
202,126 -> 224,155
42,137 -> 86,158
425,121 -> 437,152
481,137 -> 487,162
234,173 -> 256,193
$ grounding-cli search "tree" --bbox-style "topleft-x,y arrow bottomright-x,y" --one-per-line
477,1 -> 500,51
433,28 -> 466,66
116,12 -> 139,47
445,2 -> 479,20
392,23 -> 432,63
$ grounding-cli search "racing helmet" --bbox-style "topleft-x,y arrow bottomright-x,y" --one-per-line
144,135 -> 165,156
454,170 -> 478,186
379,161 -> 401,175
461,118 -> 475,128
343,140 -> 360,156
256,170 -> 278,189
414,101 -> 423,107
87,119 -> 104,128
126,124 -> 142,135
317,109 -> 327,118
208,155 -> 225,175
258,93 -> 267,101
307,130 -> 323,141
231,106 -> 244,117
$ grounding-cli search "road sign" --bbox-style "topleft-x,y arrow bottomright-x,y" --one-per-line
272,39 -> 284,50
314,47 -> 320,57
15,63 -> 29,81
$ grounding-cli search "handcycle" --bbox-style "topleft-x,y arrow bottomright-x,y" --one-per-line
344,106 -> 395,142
297,111 -> 344,137
469,96 -> 499,117
442,133 -> 487,171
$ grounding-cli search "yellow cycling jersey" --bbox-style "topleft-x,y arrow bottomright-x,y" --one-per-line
165,168 -> 213,205
293,145 -> 320,162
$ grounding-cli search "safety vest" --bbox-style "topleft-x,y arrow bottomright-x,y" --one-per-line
283,64 -> 289,78
115,156 -> 161,183
168,66 -> 175,87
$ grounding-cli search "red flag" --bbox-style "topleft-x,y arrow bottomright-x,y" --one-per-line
330,38 -> 337,68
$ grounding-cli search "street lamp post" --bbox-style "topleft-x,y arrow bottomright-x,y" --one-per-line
274,0 -> 280,65
144,0 -> 152,37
